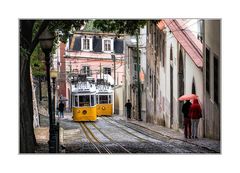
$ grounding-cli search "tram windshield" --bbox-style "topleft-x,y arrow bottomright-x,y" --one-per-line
79,95 -> 90,107
99,95 -> 108,104
73,95 -> 95,107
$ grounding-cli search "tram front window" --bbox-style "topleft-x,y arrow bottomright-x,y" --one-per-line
79,95 -> 90,107
99,95 -> 108,104
75,96 -> 79,107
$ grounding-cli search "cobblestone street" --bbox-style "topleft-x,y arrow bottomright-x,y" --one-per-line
36,113 -> 220,153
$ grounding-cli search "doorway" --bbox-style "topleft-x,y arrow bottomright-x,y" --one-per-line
178,49 -> 184,129
192,78 -> 196,94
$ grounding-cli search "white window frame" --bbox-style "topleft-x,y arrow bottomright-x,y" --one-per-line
102,38 -> 113,53
103,67 -> 111,75
82,65 -> 90,76
81,37 -> 93,51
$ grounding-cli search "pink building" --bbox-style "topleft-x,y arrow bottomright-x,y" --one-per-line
58,31 -> 125,110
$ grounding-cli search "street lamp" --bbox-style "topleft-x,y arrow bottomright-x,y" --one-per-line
39,28 -> 58,153
50,69 -> 58,123
50,69 -> 59,152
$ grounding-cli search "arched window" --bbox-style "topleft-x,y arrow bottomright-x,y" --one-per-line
192,78 -> 196,94
178,49 -> 184,96
178,49 -> 184,129
170,44 -> 173,61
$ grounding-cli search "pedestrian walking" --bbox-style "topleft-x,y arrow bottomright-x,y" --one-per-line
182,100 -> 192,139
189,99 -> 202,139
58,101 -> 65,118
125,99 -> 132,119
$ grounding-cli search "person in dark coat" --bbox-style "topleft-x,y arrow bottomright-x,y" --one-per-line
189,99 -> 202,139
125,99 -> 132,119
58,101 -> 65,118
182,100 -> 192,139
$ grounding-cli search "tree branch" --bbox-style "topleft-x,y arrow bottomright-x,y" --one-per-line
29,20 -> 50,55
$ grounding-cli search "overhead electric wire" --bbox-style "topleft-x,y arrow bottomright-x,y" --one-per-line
165,20 -> 202,41
168,20 -> 202,33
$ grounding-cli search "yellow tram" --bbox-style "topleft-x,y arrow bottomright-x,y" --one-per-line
96,79 -> 114,116
72,75 -> 97,121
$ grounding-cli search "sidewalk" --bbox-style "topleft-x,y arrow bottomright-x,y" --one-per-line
34,126 -> 64,152
114,115 -> 220,153
34,127 -> 64,143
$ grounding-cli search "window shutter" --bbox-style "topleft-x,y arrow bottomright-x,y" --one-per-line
73,36 -> 81,51
114,39 -> 124,54
93,36 -> 97,51
69,36 -> 72,50
93,36 -> 102,52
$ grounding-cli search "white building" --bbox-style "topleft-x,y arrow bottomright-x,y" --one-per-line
146,19 -> 204,136
124,26 -> 147,120
203,20 -> 221,139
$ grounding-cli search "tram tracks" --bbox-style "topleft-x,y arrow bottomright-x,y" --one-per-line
120,119 -> 218,153
90,123 -> 131,153
79,122 -> 131,153
79,122 -> 111,153
105,117 -> 216,153
101,117 -> 192,153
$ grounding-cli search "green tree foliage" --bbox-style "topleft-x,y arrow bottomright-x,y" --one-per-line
82,20 -> 102,32
30,44 -> 45,77
20,20 -> 84,153
93,20 -> 147,35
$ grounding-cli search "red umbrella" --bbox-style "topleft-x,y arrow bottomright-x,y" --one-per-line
178,94 -> 198,101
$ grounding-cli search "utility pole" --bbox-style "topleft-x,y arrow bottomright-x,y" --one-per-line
100,63 -> 102,79
136,28 -> 142,121
111,54 -> 116,114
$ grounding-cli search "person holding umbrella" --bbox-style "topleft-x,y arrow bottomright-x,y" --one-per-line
179,94 -> 199,139
189,99 -> 202,139
182,100 -> 192,139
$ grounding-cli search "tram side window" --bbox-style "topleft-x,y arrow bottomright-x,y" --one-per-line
75,96 -> 79,107
96,95 -> 99,104
90,95 -> 95,106
79,95 -> 90,107
99,95 -> 108,104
